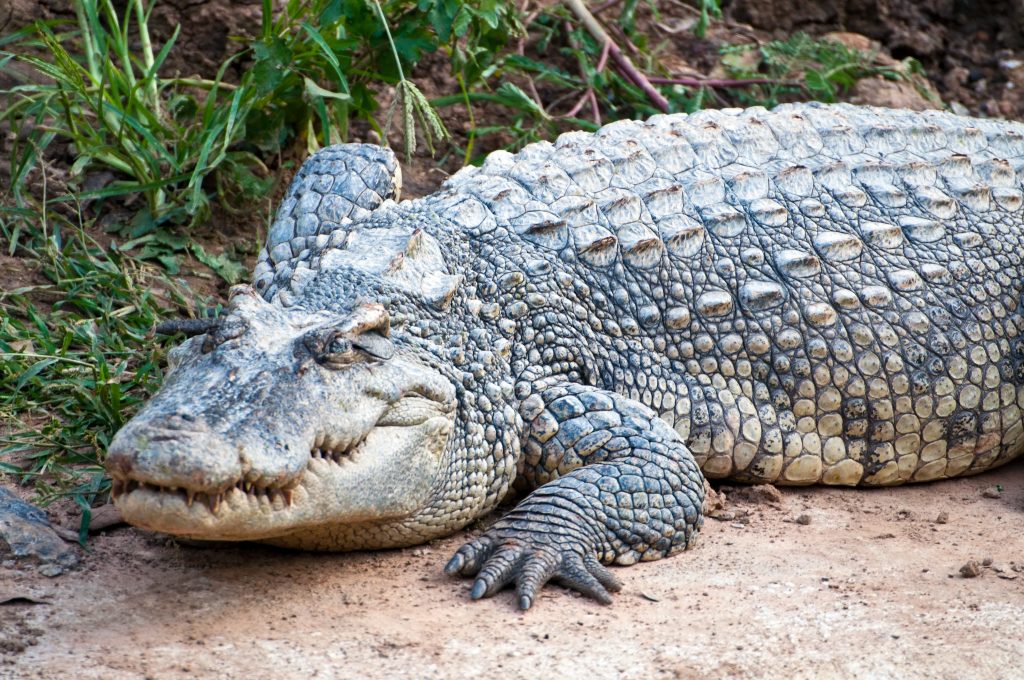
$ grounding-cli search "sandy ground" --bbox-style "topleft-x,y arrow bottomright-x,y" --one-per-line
1,462 -> 1021,680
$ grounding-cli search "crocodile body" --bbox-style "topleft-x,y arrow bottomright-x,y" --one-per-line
107,103 -> 1024,608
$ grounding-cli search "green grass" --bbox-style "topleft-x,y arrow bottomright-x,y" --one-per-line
432,4 -> 713,161
0,206 -> 205,532
2,0 -> 517,235
431,10 -> 917,162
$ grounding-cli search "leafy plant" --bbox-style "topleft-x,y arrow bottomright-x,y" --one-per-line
4,3 -> 268,228
694,0 -> 722,39
2,0 -> 518,235
433,5 -> 706,161
720,33 -> 916,107
0,207 -> 205,522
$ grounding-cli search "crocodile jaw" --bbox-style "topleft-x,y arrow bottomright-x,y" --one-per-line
111,414 -> 452,542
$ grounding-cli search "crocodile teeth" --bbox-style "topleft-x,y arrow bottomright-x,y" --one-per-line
186,490 -> 196,508
310,432 -> 366,466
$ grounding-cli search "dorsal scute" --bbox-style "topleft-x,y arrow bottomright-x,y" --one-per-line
262,199 -> 461,311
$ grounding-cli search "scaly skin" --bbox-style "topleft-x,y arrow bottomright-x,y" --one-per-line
107,103 -> 1024,609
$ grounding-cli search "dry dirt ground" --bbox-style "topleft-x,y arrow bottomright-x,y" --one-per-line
3,463 -> 1022,679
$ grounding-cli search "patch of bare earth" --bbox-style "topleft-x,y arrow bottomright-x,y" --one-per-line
1,463 -> 1020,678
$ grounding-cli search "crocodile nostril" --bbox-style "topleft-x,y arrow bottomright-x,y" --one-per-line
161,412 -> 204,430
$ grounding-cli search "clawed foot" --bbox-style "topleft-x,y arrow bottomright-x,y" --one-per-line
445,534 -> 622,610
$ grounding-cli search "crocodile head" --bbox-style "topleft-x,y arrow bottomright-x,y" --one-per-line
106,285 -> 459,548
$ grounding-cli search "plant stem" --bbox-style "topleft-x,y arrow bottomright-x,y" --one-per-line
162,78 -> 239,91
74,1 -> 100,83
457,72 -> 476,166
100,0 -> 137,97
132,0 -> 160,117
0,353 -> 94,368
562,0 -> 669,112
371,0 -> 406,83
647,76 -> 799,88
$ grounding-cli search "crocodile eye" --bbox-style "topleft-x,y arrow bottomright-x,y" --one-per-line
319,337 -> 356,366
327,337 -> 352,355
314,328 -> 393,368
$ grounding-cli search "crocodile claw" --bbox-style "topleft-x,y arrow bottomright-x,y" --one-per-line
445,533 -> 622,609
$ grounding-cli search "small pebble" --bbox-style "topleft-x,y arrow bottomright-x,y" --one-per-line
934,511 -> 949,524
982,486 -> 1002,499
796,514 -> 812,525
709,510 -> 736,521
38,564 -> 64,578
982,557 -> 993,567
960,560 -> 982,578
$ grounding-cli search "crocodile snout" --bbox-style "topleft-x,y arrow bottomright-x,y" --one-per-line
106,420 -> 243,495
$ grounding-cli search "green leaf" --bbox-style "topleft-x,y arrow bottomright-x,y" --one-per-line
300,21 -> 350,94
804,69 -> 836,101
15,358 -> 59,392
494,82 -> 549,119
251,37 -> 290,96
191,244 -> 247,285
303,77 -> 352,102
427,2 -> 454,42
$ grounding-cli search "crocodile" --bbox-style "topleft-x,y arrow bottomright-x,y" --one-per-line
106,103 -> 1024,609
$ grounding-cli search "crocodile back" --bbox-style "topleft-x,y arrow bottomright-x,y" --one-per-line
435,103 -> 1024,486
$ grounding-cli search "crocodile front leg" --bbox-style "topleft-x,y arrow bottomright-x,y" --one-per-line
445,381 -> 705,609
